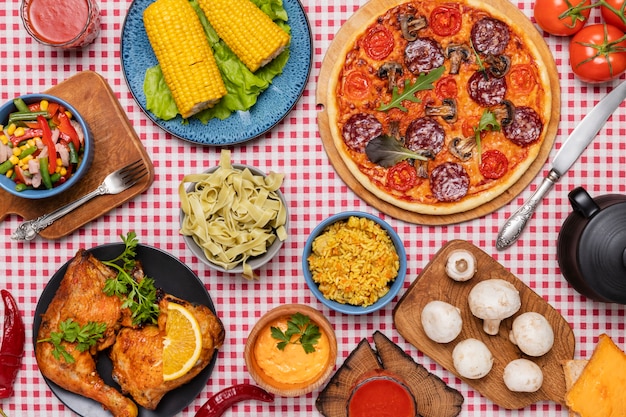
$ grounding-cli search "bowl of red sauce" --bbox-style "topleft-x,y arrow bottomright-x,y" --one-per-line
20,0 -> 101,49
348,371 -> 416,417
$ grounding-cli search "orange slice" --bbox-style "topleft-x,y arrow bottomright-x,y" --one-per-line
162,302 -> 202,381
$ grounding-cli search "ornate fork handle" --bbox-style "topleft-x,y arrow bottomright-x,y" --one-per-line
11,184 -> 109,241
495,169 -> 561,250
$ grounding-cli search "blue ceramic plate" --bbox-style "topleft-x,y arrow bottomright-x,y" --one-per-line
302,212 -> 408,315
120,0 -> 312,145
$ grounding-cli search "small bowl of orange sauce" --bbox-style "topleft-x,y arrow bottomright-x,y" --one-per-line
244,304 -> 337,397
20,0 -> 101,49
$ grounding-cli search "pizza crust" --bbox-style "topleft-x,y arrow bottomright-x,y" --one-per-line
326,0 -> 553,215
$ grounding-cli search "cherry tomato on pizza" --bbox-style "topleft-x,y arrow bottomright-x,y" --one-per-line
461,116 -> 486,139
508,64 -> 537,94
569,24 -> 626,83
387,160 -> 418,192
601,0 -> 626,32
430,4 -> 463,36
533,0 -> 591,36
362,25 -> 394,60
343,71 -> 371,100
480,150 -> 508,179
435,76 -> 459,99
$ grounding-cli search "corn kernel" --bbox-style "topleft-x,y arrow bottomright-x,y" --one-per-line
12,147 -> 21,156
6,124 -> 16,136
9,155 -> 19,165
65,110 -> 73,119
56,158 -> 63,167
14,127 -> 25,137
40,100 -> 49,111
6,169 -> 13,178
59,167 -> 67,176
0,135 -> 7,145
27,139 -> 36,147
21,155 -> 33,164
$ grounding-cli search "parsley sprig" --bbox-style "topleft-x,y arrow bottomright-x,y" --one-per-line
271,313 -> 322,354
37,319 -> 107,364
377,66 -> 445,112
102,232 -> 159,325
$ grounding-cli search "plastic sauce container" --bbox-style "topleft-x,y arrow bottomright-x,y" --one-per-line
21,0 -> 101,49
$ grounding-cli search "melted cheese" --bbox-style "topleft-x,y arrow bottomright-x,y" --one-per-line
566,334 -> 626,417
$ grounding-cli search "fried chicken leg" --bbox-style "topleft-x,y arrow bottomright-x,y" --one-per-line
110,294 -> 225,410
35,249 -> 138,417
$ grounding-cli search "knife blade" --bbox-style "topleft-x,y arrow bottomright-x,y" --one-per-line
496,80 -> 626,250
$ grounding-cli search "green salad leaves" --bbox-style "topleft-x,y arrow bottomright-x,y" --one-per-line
143,0 -> 291,122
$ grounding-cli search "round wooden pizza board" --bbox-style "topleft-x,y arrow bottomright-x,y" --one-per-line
316,0 -> 561,225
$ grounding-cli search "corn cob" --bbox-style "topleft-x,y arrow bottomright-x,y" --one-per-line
143,0 -> 227,118
197,0 -> 290,73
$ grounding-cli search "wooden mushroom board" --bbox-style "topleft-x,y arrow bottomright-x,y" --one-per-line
393,240 -> 575,409
0,71 -> 154,239
315,0 -> 561,225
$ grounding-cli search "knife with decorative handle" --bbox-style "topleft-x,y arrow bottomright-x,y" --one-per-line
496,80 -> 626,250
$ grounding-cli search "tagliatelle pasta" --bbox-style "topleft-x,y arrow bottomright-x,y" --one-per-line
179,150 -> 287,279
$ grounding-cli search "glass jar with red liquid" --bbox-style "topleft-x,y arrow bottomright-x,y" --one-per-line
21,0 -> 101,49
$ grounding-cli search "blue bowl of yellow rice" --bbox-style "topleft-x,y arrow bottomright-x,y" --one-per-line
302,211 -> 407,315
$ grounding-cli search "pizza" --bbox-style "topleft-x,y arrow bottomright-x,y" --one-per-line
325,0 -> 553,215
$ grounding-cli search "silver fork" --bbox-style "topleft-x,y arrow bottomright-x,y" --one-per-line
11,160 -> 148,241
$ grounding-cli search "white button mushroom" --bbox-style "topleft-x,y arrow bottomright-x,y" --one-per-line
452,338 -> 493,379
445,249 -> 477,282
421,300 -> 463,343
509,311 -> 554,357
503,358 -> 544,392
468,279 -> 521,335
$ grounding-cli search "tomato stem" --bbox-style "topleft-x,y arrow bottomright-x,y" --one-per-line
557,0 -> 595,28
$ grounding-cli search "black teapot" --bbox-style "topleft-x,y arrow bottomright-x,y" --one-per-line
557,187 -> 626,304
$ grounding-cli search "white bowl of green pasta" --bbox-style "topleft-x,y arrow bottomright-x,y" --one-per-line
179,150 -> 288,279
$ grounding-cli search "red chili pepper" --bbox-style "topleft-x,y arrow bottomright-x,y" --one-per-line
37,115 -> 56,175
0,290 -> 25,400
195,384 -> 274,417
56,110 -> 80,151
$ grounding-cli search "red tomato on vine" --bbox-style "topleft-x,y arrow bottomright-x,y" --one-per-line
601,0 -> 626,32
534,0 -> 591,36
569,24 -> 626,83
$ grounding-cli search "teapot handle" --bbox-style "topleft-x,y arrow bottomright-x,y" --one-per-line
568,187 -> 600,219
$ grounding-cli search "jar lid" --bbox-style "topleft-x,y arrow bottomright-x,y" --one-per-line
578,203 -> 626,304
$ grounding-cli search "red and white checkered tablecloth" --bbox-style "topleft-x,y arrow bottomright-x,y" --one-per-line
1,0 -> 625,415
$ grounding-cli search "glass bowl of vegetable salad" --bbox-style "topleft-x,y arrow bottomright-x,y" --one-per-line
0,94 -> 94,199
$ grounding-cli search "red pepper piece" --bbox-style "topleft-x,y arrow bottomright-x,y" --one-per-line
46,101 -> 60,118
56,110 -> 80,151
37,115 -> 56,175
0,289 -> 25,400
195,384 -> 274,417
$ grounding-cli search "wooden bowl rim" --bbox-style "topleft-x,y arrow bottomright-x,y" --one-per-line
244,304 -> 338,397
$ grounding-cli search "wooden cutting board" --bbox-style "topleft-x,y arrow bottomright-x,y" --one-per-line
0,71 -> 154,239
316,0 -> 561,225
393,240 -> 575,409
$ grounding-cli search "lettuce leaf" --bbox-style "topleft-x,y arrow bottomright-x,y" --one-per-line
143,0 -> 290,122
